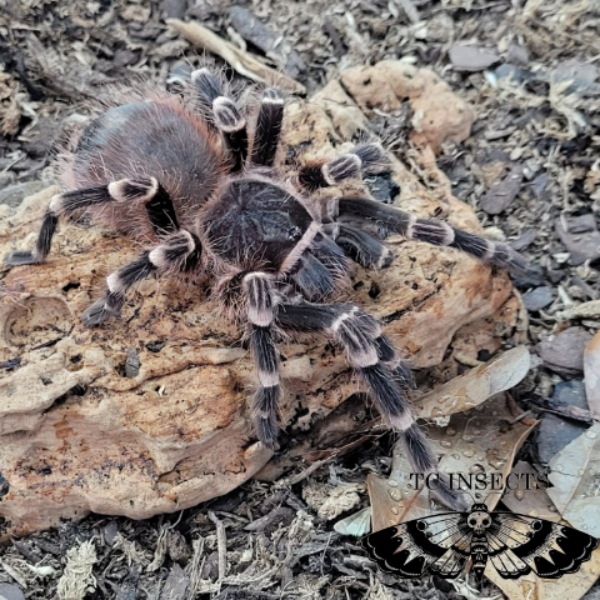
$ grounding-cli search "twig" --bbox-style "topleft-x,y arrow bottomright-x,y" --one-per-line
208,511 -> 227,589
167,19 -> 305,94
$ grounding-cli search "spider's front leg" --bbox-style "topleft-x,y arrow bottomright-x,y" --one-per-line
191,69 -> 248,172
241,272 -> 282,449
276,301 -> 465,510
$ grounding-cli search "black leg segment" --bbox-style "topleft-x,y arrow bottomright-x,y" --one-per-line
338,196 -> 537,278
82,230 -> 202,326
251,88 -> 284,167
243,272 -> 281,449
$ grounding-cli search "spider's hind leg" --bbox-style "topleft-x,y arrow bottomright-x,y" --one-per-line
191,68 -> 248,172
4,178 -> 175,267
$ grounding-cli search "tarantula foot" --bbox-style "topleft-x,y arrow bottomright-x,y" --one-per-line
430,473 -> 469,512
255,416 -> 281,451
81,299 -> 116,327
353,143 -> 389,170
390,360 -> 417,390
4,250 -> 41,266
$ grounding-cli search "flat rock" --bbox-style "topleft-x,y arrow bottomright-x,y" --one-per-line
523,286 -> 554,311
537,381 -> 589,464
0,584 -> 25,600
539,327 -> 593,376
449,45 -> 500,72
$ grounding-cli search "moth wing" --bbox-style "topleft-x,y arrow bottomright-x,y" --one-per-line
488,512 -> 599,579
362,512 -> 471,579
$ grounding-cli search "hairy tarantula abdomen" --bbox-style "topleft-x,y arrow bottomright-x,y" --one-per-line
67,96 -> 225,238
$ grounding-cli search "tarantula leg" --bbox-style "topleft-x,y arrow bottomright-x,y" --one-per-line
291,252 -> 335,301
297,143 -> 388,192
276,302 -> 465,510
250,88 -> 284,167
82,230 -> 202,326
338,196 -> 537,278
337,224 -> 393,269
374,334 -> 416,391
191,68 -> 248,172
3,178 -> 175,266
243,272 -> 281,449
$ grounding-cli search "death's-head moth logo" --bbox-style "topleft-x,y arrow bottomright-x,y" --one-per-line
362,503 -> 598,580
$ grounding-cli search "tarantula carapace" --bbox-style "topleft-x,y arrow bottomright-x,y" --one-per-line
4,69 -> 535,509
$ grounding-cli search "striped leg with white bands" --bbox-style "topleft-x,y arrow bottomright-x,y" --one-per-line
243,272 -> 281,449
275,301 -> 466,510
338,196 -> 538,278
81,230 -> 202,327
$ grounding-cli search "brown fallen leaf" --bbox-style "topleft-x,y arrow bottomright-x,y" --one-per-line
412,346 -> 531,420
167,19 -> 305,94
367,394 -> 538,533
493,461 -> 600,600
547,422 -> 600,538
501,461 -> 559,521
487,547 -> 600,600
584,330 -> 600,421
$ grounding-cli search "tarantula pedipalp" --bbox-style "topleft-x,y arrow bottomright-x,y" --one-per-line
4,69 -> 535,510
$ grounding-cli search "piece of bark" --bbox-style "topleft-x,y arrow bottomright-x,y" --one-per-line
0,63 -> 520,540
339,60 -> 476,152
167,18 -> 305,94
539,327 -> 593,376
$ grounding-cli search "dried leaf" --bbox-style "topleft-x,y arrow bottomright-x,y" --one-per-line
333,506 -> 371,537
547,422 -> 600,537
413,346 -> 531,420
368,394 -> 538,532
501,461 -> 559,521
584,330 -> 600,420
167,19 -> 305,94
487,547 -> 600,600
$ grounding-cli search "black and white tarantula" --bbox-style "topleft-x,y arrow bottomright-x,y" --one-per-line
4,69 -> 534,509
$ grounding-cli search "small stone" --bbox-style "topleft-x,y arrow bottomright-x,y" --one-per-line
0,584 -> 25,600
552,60 -> 600,96
495,64 -> 527,84
555,214 -> 600,265
507,43 -> 529,66
125,348 -> 140,379
162,0 -> 187,19
539,327 -> 593,376
537,412 -> 587,464
480,165 -> 524,215
523,286 -> 554,311
449,45 -> 500,72
103,521 -> 119,546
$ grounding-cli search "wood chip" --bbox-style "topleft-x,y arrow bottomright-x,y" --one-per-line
448,45 -> 500,72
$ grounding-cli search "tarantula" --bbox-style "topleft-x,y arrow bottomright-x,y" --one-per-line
4,69 -> 534,509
